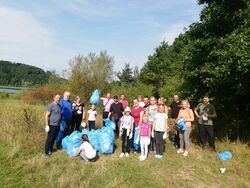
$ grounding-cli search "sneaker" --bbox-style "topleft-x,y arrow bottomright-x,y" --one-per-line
183,151 -> 189,157
125,152 -> 129,157
158,155 -> 163,160
155,154 -> 159,159
120,153 -> 125,158
142,156 -> 146,161
177,149 -> 184,154
139,155 -> 144,161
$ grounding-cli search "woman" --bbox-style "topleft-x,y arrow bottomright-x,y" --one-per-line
130,99 -> 144,151
177,100 -> 194,156
70,96 -> 85,133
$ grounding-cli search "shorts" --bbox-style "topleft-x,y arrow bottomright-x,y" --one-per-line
140,136 -> 150,146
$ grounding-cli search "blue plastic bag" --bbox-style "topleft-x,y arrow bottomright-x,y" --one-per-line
134,127 -> 140,150
217,151 -> 232,160
177,119 -> 186,131
62,131 -> 83,156
99,126 -> 115,154
89,89 -> 100,105
104,118 -> 116,130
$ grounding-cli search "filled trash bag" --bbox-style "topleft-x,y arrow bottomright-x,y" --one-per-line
104,118 -> 116,130
177,119 -> 186,131
82,129 -> 101,152
134,127 -> 140,150
89,89 -> 100,105
62,131 -> 83,156
217,151 -> 232,160
99,126 -> 115,154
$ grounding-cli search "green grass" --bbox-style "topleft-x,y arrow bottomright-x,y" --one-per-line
0,100 -> 249,188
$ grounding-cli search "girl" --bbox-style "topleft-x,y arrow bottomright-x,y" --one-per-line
139,114 -> 151,161
87,104 -> 97,130
147,97 -> 158,152
158,97 -> 169,114
76,134 -> 96,162
119,107 -> 134,158
71,96 -> 85,133
152,104 -> 168,159
177,100 -> 194,156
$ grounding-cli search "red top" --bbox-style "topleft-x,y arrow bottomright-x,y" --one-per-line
131,106 -> 143,125
121,100 -> 129,109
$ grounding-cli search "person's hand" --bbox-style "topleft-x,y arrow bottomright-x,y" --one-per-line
151,131 -> 154,138
163,132 -> 168,140
129,132 -> 133,139
45,125 -> 50,132
75,148 -> 81,153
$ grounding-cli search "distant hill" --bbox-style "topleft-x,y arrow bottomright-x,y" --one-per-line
0,60 -> 51,87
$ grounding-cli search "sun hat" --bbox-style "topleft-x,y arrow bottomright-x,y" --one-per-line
124,107 -> 131,112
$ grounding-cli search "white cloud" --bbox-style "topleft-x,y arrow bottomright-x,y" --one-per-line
162,22 -> 189,44
0,6 -> 72,71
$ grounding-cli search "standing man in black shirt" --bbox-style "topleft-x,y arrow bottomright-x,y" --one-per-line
109,96 -> 124,138
169,94 -> 181,148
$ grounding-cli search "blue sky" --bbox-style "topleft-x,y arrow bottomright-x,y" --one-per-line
0,0 -> 202,73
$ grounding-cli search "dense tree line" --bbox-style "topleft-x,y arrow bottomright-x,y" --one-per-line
138,0 -> 250,141
0,60 -> 51,87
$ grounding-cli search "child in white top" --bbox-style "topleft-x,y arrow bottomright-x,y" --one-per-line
152,104 -> 168,160
119,107 -> 134,158
76,134 -> 96,161
87,104 -> 97,130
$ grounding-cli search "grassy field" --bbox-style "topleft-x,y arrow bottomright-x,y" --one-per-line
0,100 -> 249,188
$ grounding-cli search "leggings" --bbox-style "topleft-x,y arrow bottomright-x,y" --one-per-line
122,129 -> 130,153
155,131 -> 164,155
179,127 -> 191,151
140,136 -> 150,157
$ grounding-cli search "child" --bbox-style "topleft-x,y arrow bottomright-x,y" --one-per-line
87,104 -> 97,130
177,100 -> 194,156
119,107 -> 134,158
139,114 -> 151,161
76,134 -> 96,161
152,104 -> 168,160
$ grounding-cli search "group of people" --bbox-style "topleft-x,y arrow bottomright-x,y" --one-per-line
44,91 -> 217,162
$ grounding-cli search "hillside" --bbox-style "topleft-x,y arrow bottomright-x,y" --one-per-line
0,60 -> 51,87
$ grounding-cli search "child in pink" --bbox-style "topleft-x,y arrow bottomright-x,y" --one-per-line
139,115 -> 151,161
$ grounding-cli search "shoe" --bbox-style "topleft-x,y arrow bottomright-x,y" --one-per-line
177,149 -> 184,154
120,153 -> 125,158
48,151 -> 52,155
125,152 -> 129,157
158,155 -> 163,160
183,151 -> 189,157
142,156 -> 146,161
139,155 -> 144,161
155,154 -> 159,159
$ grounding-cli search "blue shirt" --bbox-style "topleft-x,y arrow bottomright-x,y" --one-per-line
59,99 -> 72,120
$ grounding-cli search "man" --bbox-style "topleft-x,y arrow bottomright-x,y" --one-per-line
56,91 -> 72,148
120,94 -> 129,109
109,95 -> 124,138
44,94 -> 61,156
169,94 -> 181,148
194,95 -> 217,151
100,93 -> 114,125
143,96 -> 150,113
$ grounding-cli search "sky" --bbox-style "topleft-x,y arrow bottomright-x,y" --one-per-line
0,0 -> 202,73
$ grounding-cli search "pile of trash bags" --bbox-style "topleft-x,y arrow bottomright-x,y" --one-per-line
62,118 -> 115,156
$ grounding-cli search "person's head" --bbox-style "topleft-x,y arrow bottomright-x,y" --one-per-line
150,96 -> 157,105
82,134 -> 89,142
142,114 -> 148,123
158,104 -> 165,113
76,96 -> 81,103
113,95 -> 119,103
203,95 -> 210,104
173,94 -> 179,102
120,94 -> 125,100
124,106 -> 131,115
181,100 -> 189,109
106,93 -> 111,99
137,95 -> 142,102
143,96 -> 149,105
133,99 -> 139,107
158,97 -> 165,105
53,94 -> 60,104
90,104 -> 96,110
64,91 -> 70,100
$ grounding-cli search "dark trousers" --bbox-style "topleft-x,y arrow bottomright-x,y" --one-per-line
122,129 -> 130,153
155,131 -> 164,155
198,124 -> 215,149
113,119 -> 120,138
70,114 -> 82,133
45,125 -> 60,155
88,120 -> 96,131
174,129 -> 180,148
102,111 -> 109,126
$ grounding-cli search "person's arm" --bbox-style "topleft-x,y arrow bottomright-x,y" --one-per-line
139,110 -> 143,124
207,105 -> 217,119
45,111 -> 51,126
186,109 -> 194,122
165,106 -> 169,115
148,126 -> 151,137
138,124 -> 141,135
177,111 -> 181,120
108,105 -> 113,119
164,116 -> 168,133
82,108 -> 86,121
194,107 -> 200,118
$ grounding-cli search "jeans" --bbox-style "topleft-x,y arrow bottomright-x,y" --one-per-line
155,131 -> 164,155
179,127 -> 191,151
122,128 -> 130,153
198,124 -> 215,149
45,125 -> 60,155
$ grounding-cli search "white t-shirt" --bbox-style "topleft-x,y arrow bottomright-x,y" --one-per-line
120,115 -> 134,130
80,142 -> 96,159
139,101 -> 145,108
88,110 -> 97,121
154,113 -> 168,132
